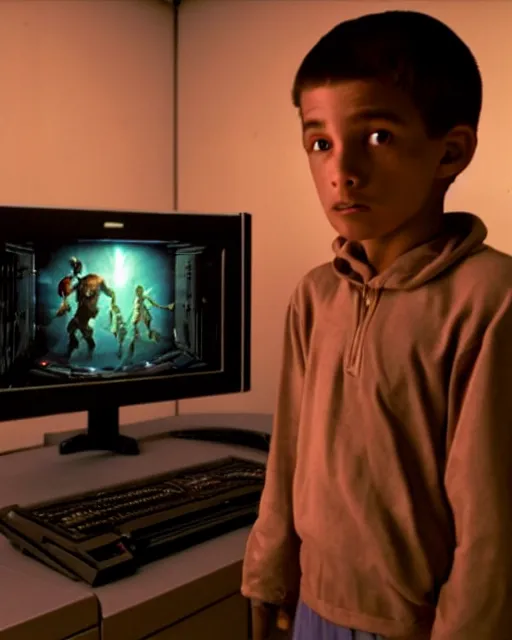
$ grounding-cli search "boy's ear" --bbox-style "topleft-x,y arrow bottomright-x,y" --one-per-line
436,125 -> 477,181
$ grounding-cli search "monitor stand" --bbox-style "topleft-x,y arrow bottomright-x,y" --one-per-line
59,407 -> 140,456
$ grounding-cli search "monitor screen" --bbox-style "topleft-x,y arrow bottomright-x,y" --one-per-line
0,207 -> 250,433
1,238 -> 220,388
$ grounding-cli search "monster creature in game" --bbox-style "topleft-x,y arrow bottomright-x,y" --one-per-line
56,257 -> 118,359
109,303 -> 128,359
128,285 -> 175,358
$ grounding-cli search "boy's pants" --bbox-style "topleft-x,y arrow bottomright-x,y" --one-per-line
293,600 -> 385,640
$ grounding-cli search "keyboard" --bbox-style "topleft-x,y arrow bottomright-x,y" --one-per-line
0,456 -> 265,586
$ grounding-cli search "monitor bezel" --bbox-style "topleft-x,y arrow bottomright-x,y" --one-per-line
0,206 -> 251,422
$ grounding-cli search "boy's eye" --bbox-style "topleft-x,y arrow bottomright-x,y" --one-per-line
311,139 -> 331,152
368,130 -> 393,146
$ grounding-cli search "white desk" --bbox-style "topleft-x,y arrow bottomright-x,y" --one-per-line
0,413 -> 271,640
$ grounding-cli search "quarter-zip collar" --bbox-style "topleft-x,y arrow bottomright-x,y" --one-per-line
346,283 -> 380,376
331,212 -> 488,290
332,212 -> 488,377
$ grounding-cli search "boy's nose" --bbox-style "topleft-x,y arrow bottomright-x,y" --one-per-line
331,163 -> 364,190
331,147 -> 366,190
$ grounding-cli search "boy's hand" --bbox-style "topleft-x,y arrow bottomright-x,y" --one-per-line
251,600 -> 294,639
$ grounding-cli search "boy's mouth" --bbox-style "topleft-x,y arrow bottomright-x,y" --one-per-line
332,201 -> 370,215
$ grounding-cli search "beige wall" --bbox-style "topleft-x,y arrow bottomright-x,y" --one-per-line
1,0 -> 511,451
0,0 -> 177,452
178,0 -> 512,416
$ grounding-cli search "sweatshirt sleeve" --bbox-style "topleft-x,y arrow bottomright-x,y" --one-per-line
241,295 -> 306,606
431,292 -> 512,639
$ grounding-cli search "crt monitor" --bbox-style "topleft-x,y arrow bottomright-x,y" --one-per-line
0,206 -> 251,455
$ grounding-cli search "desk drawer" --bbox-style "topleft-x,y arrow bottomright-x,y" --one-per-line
149,594 -> 249,640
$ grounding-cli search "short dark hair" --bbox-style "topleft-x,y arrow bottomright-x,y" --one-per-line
291,11 -> 482,138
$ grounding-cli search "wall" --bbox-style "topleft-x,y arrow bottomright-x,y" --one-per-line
0,0 -> 176,452
178,0 -> 512,416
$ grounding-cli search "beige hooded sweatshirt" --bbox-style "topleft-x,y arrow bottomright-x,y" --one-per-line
241,213 -> 512,640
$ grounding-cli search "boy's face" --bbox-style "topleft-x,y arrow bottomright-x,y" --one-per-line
300,80 -> 475,242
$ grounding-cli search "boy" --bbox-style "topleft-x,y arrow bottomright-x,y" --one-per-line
241,10 -> 512,640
